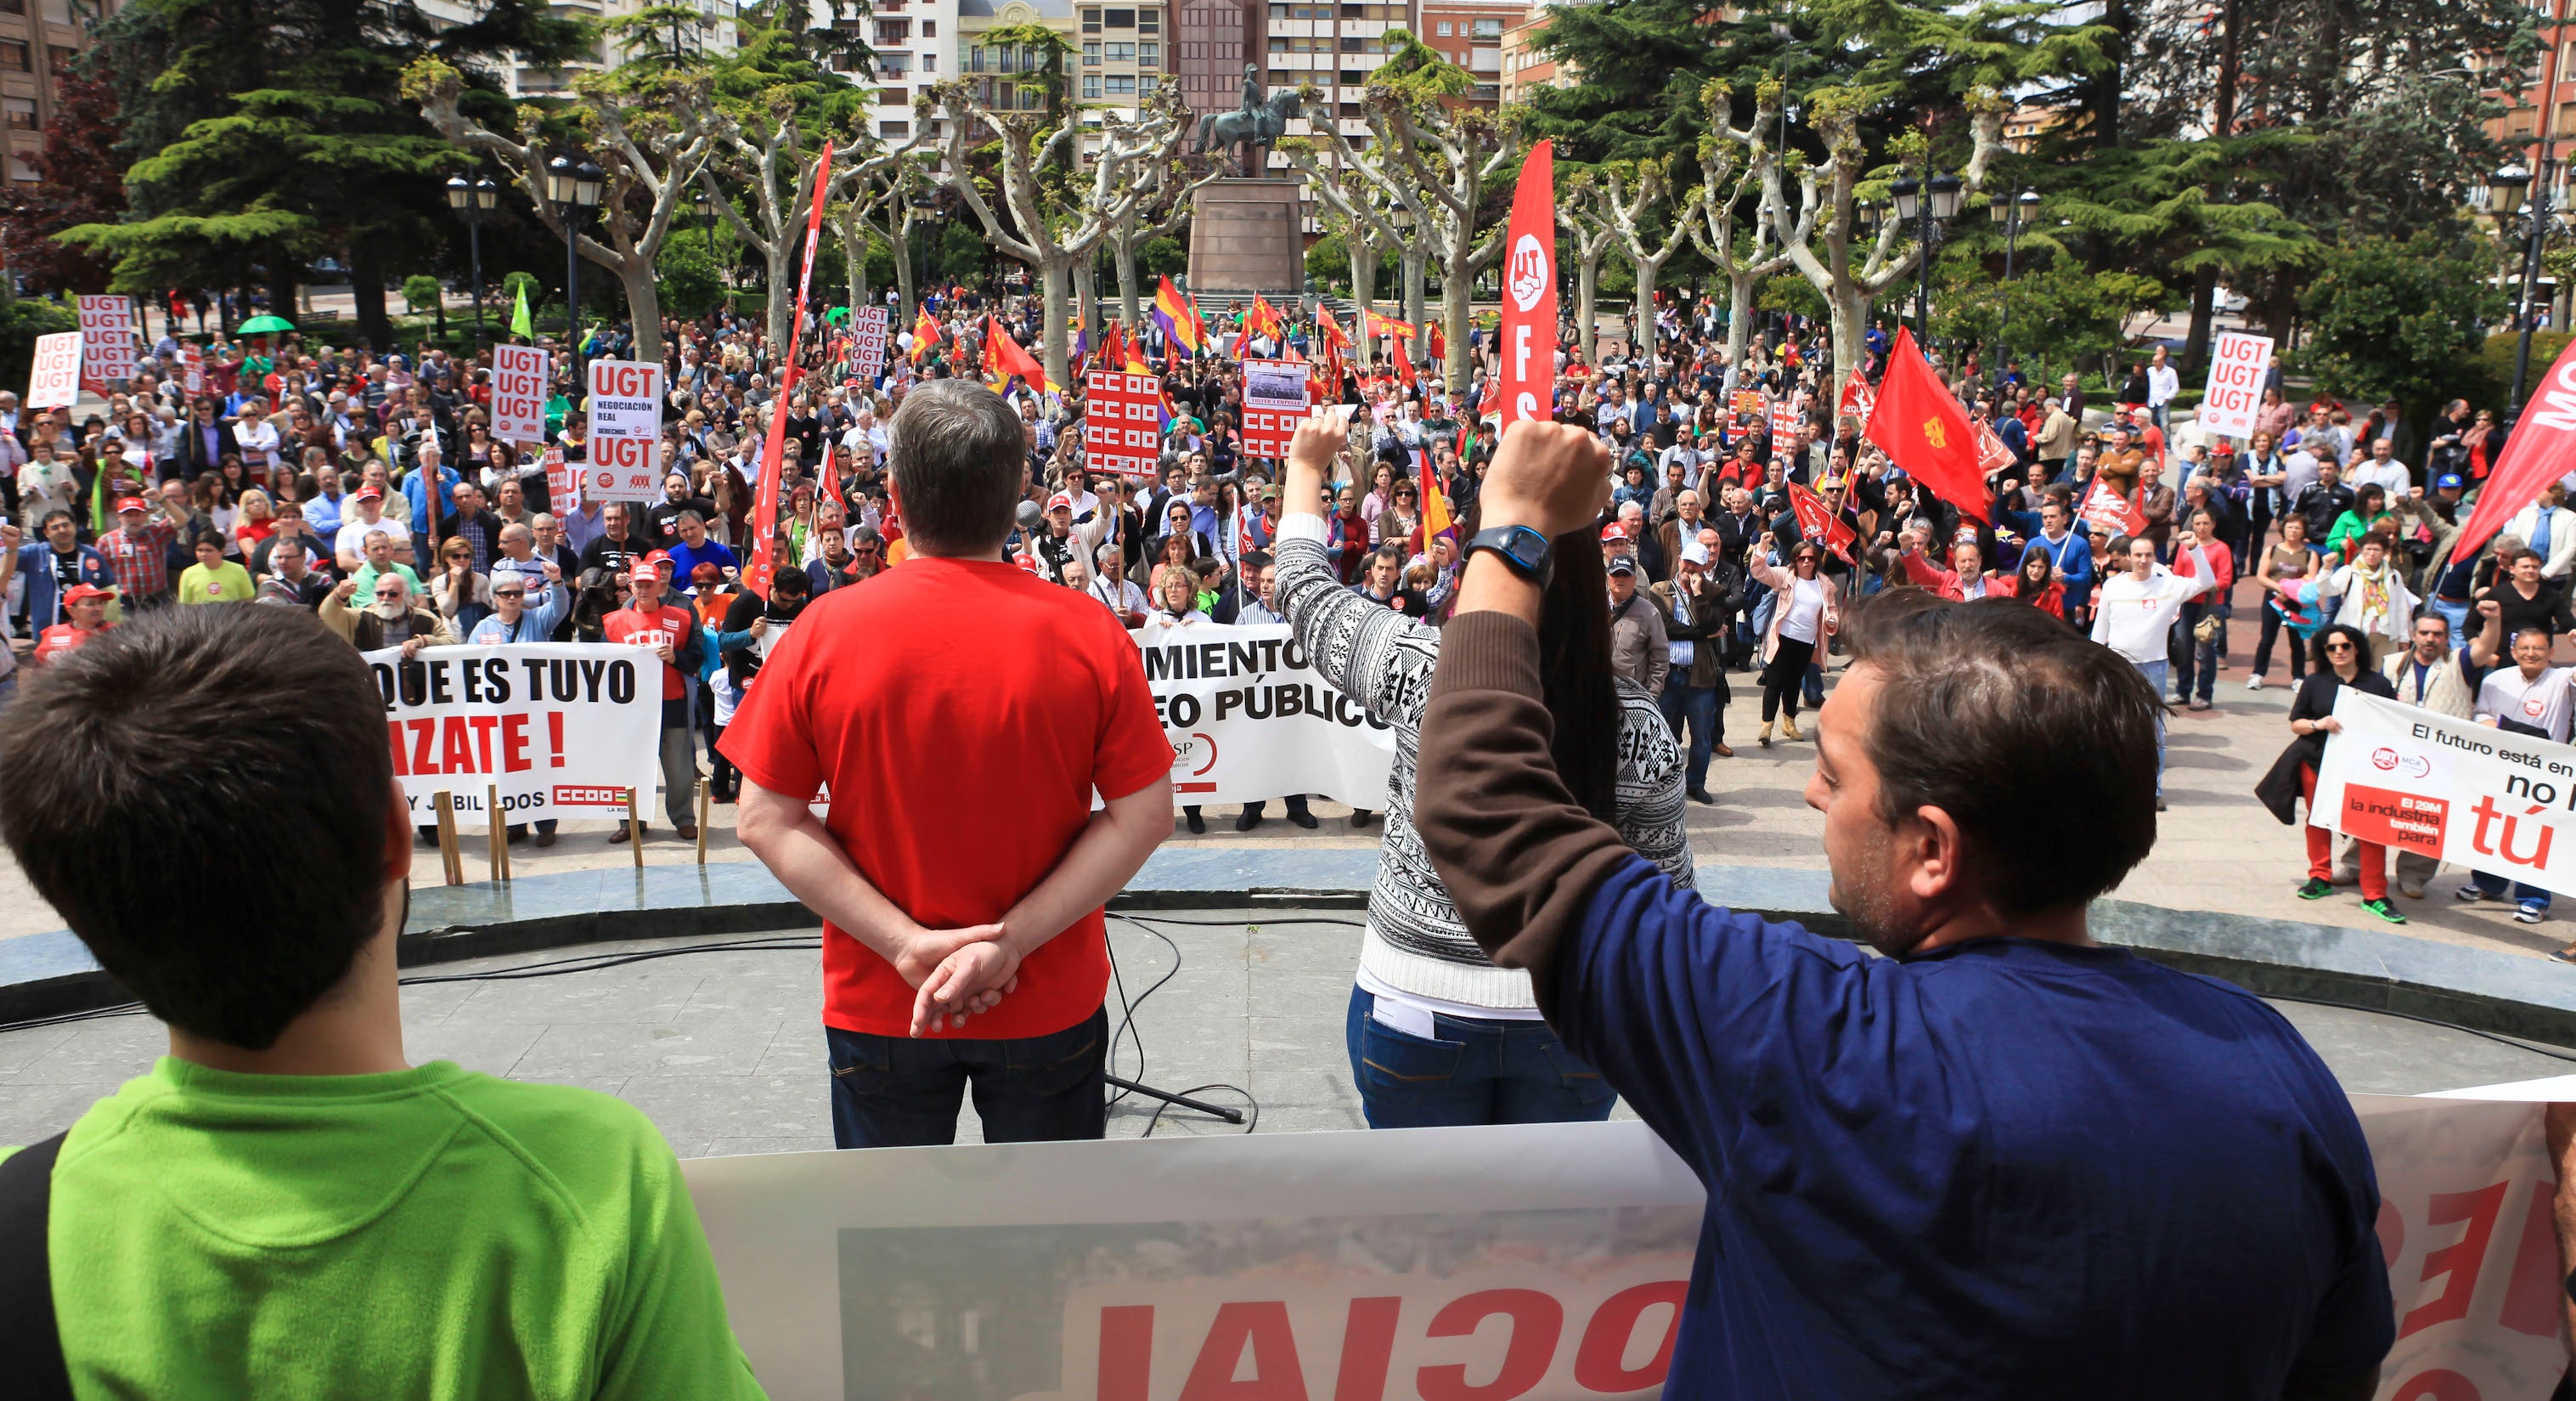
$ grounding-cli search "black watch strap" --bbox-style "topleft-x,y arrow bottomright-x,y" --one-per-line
1466,524 -> 1552,583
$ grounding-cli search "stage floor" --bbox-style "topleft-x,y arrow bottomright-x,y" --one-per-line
2,910 -> 2569,1154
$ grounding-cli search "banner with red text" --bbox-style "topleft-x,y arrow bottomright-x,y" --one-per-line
849,305 -> 890,381
2197,331 -> 2275,440
364,642 -> 659,823
682,1101 -> 2567,1401
26,330 -> 80,410
492,343 -> 550,443
76,295 -> 135,389
179,343 -> 205,396
1085,369 -> 1166,478
584,358 -> 664,503
2315,688 -> 2576,900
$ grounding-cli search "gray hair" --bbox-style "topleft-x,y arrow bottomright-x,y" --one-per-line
888,380 -> 1023,554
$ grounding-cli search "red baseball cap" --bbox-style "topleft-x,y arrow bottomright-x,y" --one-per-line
353,486 -> 384,501
114,497 -> 149,515
62,582 -> 116,605
1046,493 -> 1074,511
628,558 -> 666,584
1600,523 -> 1626,543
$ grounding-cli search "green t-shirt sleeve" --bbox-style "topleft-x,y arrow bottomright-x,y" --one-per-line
593,1147 -> 769,1401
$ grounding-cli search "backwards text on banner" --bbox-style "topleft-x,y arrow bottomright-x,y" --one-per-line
1135,622 -> 1394,810
2314,688 -> 2576,899
366,642 -> 661,823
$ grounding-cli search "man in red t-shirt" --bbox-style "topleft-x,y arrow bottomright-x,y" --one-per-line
726,380 -> 1173,1149
33,583 -> 117,665
600,555 -> 705,844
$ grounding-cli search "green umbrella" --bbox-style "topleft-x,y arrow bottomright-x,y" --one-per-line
237,314 -> 296,335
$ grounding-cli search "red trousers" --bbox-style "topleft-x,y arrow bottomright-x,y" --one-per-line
2302,764 -> 2385,901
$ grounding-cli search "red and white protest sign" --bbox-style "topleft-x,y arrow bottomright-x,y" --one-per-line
1084,370 -> 1164,478
491,343 -> 550,444
2077,474 -> 2147,538
1496,138 -> 1556,437
1238,359 -> 1308,460
1975,421 -> 2015,478
2196,331 -> 2274,440
848,306 -> 890,381
543,443 -> 577,514
26,330 -> 81,410
1767,393 -> 1801,449
179,343 -> 205,395
366,642 -> 659,823
584,358 -> 663,504
76,296 -> 135,389
2318,688 -> 2576,901
1786,480 -> 1855,562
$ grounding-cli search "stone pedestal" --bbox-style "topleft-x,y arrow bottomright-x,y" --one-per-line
1187,178 -> 1305,296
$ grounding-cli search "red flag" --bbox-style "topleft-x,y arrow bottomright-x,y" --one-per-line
1862,327 -> 1990,523
1428,320 -> 1446,364
1316,308 -> 1352,353
985,314 -> 1046,387
2458,336 -> 2576,560
820,430 -> 845,517
1837,369 -> 1875,427
2078,474 -> 2150,539
1390,336 -> 1418,388
1497,139 -> 1557,436
1786,480 -> 1856,563
749,144 -> 835,598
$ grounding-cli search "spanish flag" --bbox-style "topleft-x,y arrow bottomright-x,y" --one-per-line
1153,276 -> 1203,357
909,306 -> 940,364
1411,449 -> 1454,556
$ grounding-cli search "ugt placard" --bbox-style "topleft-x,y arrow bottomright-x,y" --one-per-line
585,358 -> 663,503
491,344 -> 550,444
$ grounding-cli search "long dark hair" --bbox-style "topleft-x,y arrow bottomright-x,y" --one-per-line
1539,523 -> 1621,824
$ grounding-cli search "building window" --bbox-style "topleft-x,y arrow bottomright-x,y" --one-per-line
1083,40 -> 1100,63
881,120 -> 910,137
922,20 -> 935,35
1107,40 -> 1135,60
0,0 -> 23,14
0,41 -> 28,72
1139,8 -> 1159,33
1339,34 -> 1360,50
6,154 -> 31,183
1472,82 -> 1498,100
45,44 -> 71,75
1082,7 -> 1101,31
1472,17 -> 1502,37
875,18 -> 910,42
1,98 -> 30,129
1435,19 -> 1451,34
1141,72 -> 1158,92
1105,7 -> 1136,26
1084,73 -> 1102,97
881,86 -> 907,103
1268,66 -> 1292,83
969,45 -> 984,71
1106,73 -> 1136,93
1341,67 -> 1364,82
1139,41 -> 1158,63
921,52 -> 935,71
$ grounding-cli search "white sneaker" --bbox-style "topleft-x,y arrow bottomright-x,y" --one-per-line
2246,675 -> 2265,691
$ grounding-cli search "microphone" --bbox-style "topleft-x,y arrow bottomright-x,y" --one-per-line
1017,500 -> 1044,533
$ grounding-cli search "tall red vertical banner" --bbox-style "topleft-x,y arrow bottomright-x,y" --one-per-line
747,144 -> 837,598
1497,140 -> 1558,438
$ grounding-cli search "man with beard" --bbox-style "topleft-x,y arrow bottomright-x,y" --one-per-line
1409,420 -> 2392,1400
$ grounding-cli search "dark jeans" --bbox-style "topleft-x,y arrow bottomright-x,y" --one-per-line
1658,675 -> 1721,790
1761,635 -> 1816,722
705,719 -> 737,800
825,1005 -> 1108,1148
1344,987 -> 1618,1128
2252,596 -> 2308,681
2170,601 -> 2228,703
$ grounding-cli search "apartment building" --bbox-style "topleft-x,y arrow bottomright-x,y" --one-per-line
1496,8 -> 1559,106
1413,0 -> 1513,108
0,0 -> 121,189
2482,0 -> 2576,211
1172,0 -> 1259,121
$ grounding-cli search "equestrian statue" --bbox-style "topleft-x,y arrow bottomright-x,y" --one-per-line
1196,65 -> 1299,175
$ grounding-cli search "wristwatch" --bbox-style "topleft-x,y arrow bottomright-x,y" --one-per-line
1464,524 -> 1554,587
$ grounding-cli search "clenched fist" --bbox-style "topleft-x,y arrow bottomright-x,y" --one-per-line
1480,420 -> 1612,541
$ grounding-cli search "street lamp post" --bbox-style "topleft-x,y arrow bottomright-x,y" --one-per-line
1890,167 -> 1964,353
2489,161 -> 2557,416
545,154 -> 605,405
910,189 -> 939,323
444,172 -> 499,350
1987,187 -> 2039,386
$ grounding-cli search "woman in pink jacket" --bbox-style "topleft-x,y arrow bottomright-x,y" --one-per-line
1750,540 -> 1839,746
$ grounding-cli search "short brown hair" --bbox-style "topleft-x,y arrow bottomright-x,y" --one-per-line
1840,590 -> 2159,912
0,607 -> 397,1048
888,380 -> 1023,553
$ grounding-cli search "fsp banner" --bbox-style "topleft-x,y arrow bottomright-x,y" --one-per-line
365,642 -> 660,823
1134,622 -> 1395,809
681,1101 -> 2568,1401
2314,688 -> 2576,899
586,359 -> 665,503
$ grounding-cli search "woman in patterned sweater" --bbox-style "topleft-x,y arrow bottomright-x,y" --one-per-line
1275,410 -> 1697,1128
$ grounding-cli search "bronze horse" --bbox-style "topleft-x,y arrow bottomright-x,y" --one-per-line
1195,90 -> 1300,175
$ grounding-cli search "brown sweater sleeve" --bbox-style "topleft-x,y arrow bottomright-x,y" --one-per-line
1414,610 -> 1646,1021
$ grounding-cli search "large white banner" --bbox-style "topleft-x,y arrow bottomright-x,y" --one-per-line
25,330 -> 81,410
585,358 -> 663,503
491,343 -> 550,444
76,295 -> 134,387
2314,689 -> 2576,900
2198,330 -> 2275,440
683,1102 -> 2568,1401
366,642 -> 659,824
1135,622 -> 1395,809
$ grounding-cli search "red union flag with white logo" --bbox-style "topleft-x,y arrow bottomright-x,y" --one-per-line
1836,370 -> 1874,427
2455,335 -> 2576,561
1497,139 -> 1557,437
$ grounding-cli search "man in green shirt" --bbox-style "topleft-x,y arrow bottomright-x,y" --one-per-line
175,537 -> 256,605
0,606 -> 769,1400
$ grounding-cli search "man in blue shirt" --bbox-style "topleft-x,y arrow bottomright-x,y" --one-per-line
1409,416 -> 2393,1400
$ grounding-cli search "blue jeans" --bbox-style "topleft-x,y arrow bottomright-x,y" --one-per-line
2472,871 -> 2552,915
1658,676 -> 1721,790
1344,987 -> 1618,1128
2172,602 -> 2229,703
825,1005 -> 1108,1148
2135,658 -> 2169,798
